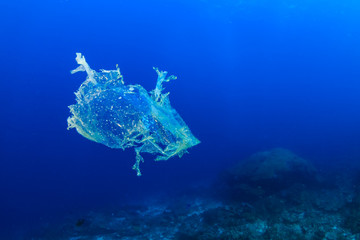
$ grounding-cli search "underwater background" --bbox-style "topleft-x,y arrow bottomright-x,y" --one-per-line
1,0 -> 360,239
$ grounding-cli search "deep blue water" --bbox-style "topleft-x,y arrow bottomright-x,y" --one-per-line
1,0 -> 360,238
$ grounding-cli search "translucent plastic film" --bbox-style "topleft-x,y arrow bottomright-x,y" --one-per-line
68,53 -> 200,176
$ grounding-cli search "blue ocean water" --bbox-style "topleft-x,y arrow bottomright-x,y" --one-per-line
1,0 -> 360,239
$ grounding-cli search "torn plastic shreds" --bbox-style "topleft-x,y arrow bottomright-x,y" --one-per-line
68,53 -> 200,176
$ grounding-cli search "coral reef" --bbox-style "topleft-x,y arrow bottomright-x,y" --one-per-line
28,148 -> 360,239
215,148 -> 319,202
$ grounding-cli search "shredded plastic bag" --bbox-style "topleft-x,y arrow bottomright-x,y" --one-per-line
68,53 -> 200,176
